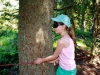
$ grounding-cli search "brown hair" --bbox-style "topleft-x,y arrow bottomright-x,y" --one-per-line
67,26 -> 76,43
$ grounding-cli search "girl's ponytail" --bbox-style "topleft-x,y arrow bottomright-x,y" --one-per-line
68,26 -> 76,43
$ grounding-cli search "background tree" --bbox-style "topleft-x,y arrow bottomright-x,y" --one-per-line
91,0 -> 100,56
18,0 -> 55,75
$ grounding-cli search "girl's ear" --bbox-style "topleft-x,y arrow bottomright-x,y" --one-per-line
63,25 -> 66,29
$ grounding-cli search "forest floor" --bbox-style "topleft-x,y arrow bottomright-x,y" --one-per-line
75,47 -> 100,75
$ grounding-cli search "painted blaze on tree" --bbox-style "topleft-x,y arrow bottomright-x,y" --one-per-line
18,0 -> 55,75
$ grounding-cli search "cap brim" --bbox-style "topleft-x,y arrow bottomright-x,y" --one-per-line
51,18 -> 60,22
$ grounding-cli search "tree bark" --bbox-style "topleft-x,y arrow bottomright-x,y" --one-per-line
18,0 -> 55,75
91,2 -> 100,56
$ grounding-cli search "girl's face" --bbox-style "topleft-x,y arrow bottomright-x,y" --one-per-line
53,22 -> 65,34
54,25 -> 63,34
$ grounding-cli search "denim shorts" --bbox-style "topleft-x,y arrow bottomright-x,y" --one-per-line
56,66 -> 77,75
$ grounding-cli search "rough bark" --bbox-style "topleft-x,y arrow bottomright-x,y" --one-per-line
18,0 -> 55,75
91,2 -> 100,56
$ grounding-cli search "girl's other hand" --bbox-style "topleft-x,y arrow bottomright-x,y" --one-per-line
48,59 -> 59,66
34,58 -> 43,65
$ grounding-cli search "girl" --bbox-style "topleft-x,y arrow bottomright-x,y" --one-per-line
34,14 -> 77,75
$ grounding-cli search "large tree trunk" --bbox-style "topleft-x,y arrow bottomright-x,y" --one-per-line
18,0 -> 55,75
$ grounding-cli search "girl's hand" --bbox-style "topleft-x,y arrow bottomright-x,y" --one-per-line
34,58 -> 43,65
48,59 -> 59,66
53,59 -> 59,66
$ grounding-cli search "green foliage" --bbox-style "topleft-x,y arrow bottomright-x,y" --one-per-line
0,0 -> 18,74
0,69 -> 9,75
55,0 -> 62,2
52,30 -> 61,48
0,30 -> 18,75
73,0 -> 94,32
75,29 -> 93,39
75,29 -> 93,50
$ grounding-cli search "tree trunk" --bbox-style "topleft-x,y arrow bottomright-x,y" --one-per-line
81,0 -> 87,32
18,0 -> 55,75
91,2 -> 100,56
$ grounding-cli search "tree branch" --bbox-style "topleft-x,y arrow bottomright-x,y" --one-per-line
54,5 -> 74,11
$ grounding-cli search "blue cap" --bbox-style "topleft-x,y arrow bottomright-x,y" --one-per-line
51,14 -> 70,27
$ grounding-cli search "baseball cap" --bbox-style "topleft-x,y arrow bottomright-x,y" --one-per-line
51,14 -> 70,27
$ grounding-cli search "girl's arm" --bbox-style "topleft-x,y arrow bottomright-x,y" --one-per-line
48,57 -> 59,66
34,40 -> 64,64
48,57 -> 59,63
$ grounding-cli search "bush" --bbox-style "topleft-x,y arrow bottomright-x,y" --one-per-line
0,30 -> 18,75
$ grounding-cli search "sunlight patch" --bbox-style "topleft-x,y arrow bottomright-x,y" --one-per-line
77,41 -> 87,48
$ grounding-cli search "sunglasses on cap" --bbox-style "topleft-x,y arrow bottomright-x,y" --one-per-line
53,21 -> 64,28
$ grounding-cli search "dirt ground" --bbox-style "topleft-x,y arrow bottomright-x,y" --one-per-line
75,48 -> 100,75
